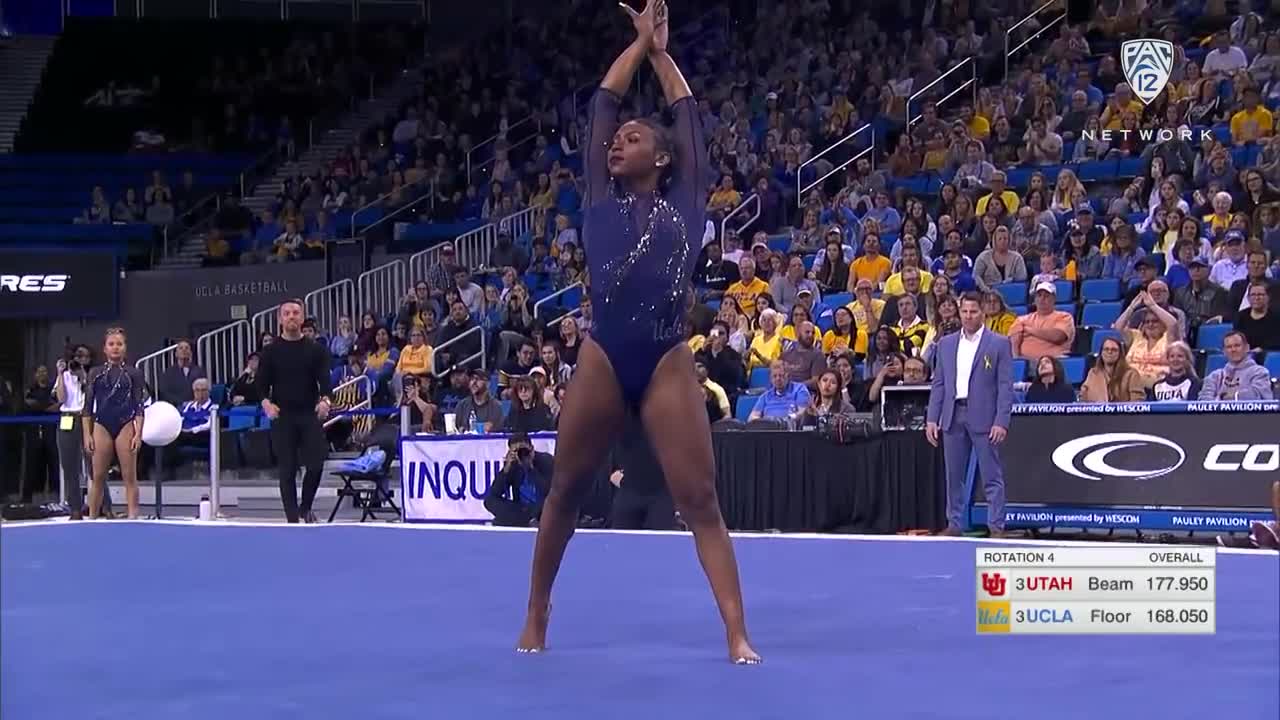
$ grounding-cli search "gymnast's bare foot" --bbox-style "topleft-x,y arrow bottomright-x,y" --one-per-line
729,635 -> 761,665
516,606 -> 549,654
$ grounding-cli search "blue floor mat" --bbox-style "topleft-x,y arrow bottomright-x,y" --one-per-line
2,524 -> 1276,720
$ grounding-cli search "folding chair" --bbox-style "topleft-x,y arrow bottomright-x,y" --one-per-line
327,438 -> 400,523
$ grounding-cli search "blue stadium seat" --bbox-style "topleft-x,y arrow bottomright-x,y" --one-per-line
995,282 -> 1026,307
825,292 -> 852,308
705,298 -> 721,311
1053,280 -> 1074,300
210,383 -> 226,406
1060,356 -> 1087,385
1080,278 -> 1121,302
500,399 -> 511,416
225,406 -> 259,432
735,395 -> 757,422
1091,328 -> 1123,353
1265,353 -> 1280,379
1009,305 -> 1028,316
560,285 -> 583,308
1081,301 -> 1122,327
1196,323 -> 1231,350
802,254 -> 816,270
1204,353 -> 1228,375
766,235 -> 790,252
749,367 -> 771,388
1011,358 -> 1027,381
1055,302 -> 1076,316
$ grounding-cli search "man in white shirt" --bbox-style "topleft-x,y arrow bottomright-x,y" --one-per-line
926,292 -> 1015,537
1202,30 -> 1248,76
1210,233 -> 1249,290
54,346 -> 93,519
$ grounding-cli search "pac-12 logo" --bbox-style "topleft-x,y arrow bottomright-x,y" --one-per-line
1121,39 -> 1174,104
981,572 -> 1007,597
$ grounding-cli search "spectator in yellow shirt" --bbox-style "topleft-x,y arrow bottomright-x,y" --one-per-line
724,256 -> 771,319
961,103 -> 990,139
707,174 -> 742,214
1100,84 -> 1144,130
975,171 -> 1021,215
746,309 -> 785,371
1230,89 -> 1274,145
393,327 -> 433,397
849,232 -> 892,289
847,279 -> 885,355
884,251 -> 935,296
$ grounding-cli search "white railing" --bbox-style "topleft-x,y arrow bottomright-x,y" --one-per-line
533,282 -> 584,319
1005,0 -> 1067,82
195,320 -> 252,386
325,374 -> 373,430
135,343 -> 179,394
304,279 -> 355,338
548,307 -> 582,330
251,305 -> 281,345
906,57 -> 978,132
721,193 -> 761,244
465,117 -> 543,187
357,259 -> 408,322
799,123 -> 875,204
429,325 -> 487,376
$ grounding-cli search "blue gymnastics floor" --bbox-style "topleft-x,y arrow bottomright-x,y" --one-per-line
2,523 -> 1277,720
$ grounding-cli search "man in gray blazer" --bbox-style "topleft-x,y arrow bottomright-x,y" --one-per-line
926,292 -> 1015,537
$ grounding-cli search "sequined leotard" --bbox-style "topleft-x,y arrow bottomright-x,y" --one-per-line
584,88 -> 707,407
83,363 -> 147,438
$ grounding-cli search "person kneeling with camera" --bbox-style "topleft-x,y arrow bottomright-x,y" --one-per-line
484,433 -> 554,527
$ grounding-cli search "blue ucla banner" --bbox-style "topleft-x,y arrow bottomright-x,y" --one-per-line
399,434 -> 557,522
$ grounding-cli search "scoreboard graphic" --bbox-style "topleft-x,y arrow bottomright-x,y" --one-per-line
976,547 -> 1216,634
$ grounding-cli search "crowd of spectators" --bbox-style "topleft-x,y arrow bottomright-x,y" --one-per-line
180,0 -> 1280,436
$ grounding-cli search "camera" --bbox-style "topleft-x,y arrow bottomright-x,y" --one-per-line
516,446 -> 532,459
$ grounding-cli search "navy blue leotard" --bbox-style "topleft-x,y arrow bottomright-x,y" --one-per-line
583,88 -> 707,408
83,363 -> 147,438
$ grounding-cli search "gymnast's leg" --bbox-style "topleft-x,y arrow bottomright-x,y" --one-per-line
517,338 -> 625,652
640,344 -> 760,664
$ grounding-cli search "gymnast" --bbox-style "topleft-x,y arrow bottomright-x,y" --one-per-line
82,327 -> 147,519
517,0 -> 760,664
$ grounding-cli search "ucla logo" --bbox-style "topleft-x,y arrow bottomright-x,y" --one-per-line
977,601 -> 1011,633
1121,40 -> 1174,105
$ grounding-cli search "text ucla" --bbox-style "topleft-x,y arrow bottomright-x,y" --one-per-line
1015,608 -> 1075,623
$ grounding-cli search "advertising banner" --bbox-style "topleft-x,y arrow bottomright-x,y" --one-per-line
977,402 -> 1278,531
400,434 -> 557,522
0,248 -> 119,319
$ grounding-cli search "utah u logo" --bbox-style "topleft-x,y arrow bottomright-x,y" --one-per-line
1121,40 -> 1174,105
981,572 -> 1007,597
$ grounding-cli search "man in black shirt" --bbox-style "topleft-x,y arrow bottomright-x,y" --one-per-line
692,240 -> 740,300
484,432 -> 554,527
256,299 -> 334,523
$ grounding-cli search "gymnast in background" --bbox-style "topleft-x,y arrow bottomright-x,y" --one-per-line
82,328 -> 146,519
517,0 -> 759,664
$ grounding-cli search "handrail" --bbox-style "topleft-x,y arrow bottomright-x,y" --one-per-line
1004,0 -> 1067,83
429,325 -> 487,377
798,123 -> 874,204
346,173 -> 434,239
466,115 -> 539,186
468,120 -> 543,187
325,374 -> 372,429
303,278 -> 354,337
195,320 -> 252,386
352,181 -> 435,240
906,57 -> 977,131
533,282 -> 584,319
721,192 -> 761,242
251,304 -> 282,344
135,343 -> 179,392
357,259 -> 408,322
238,144 -> 280,199
548,307 -> 582,329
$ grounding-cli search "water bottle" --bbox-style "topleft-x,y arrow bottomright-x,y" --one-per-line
198,494 -> 212,521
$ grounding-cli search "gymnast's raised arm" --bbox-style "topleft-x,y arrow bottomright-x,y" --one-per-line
647,2 -> 706,202
584,2 -> 655,205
